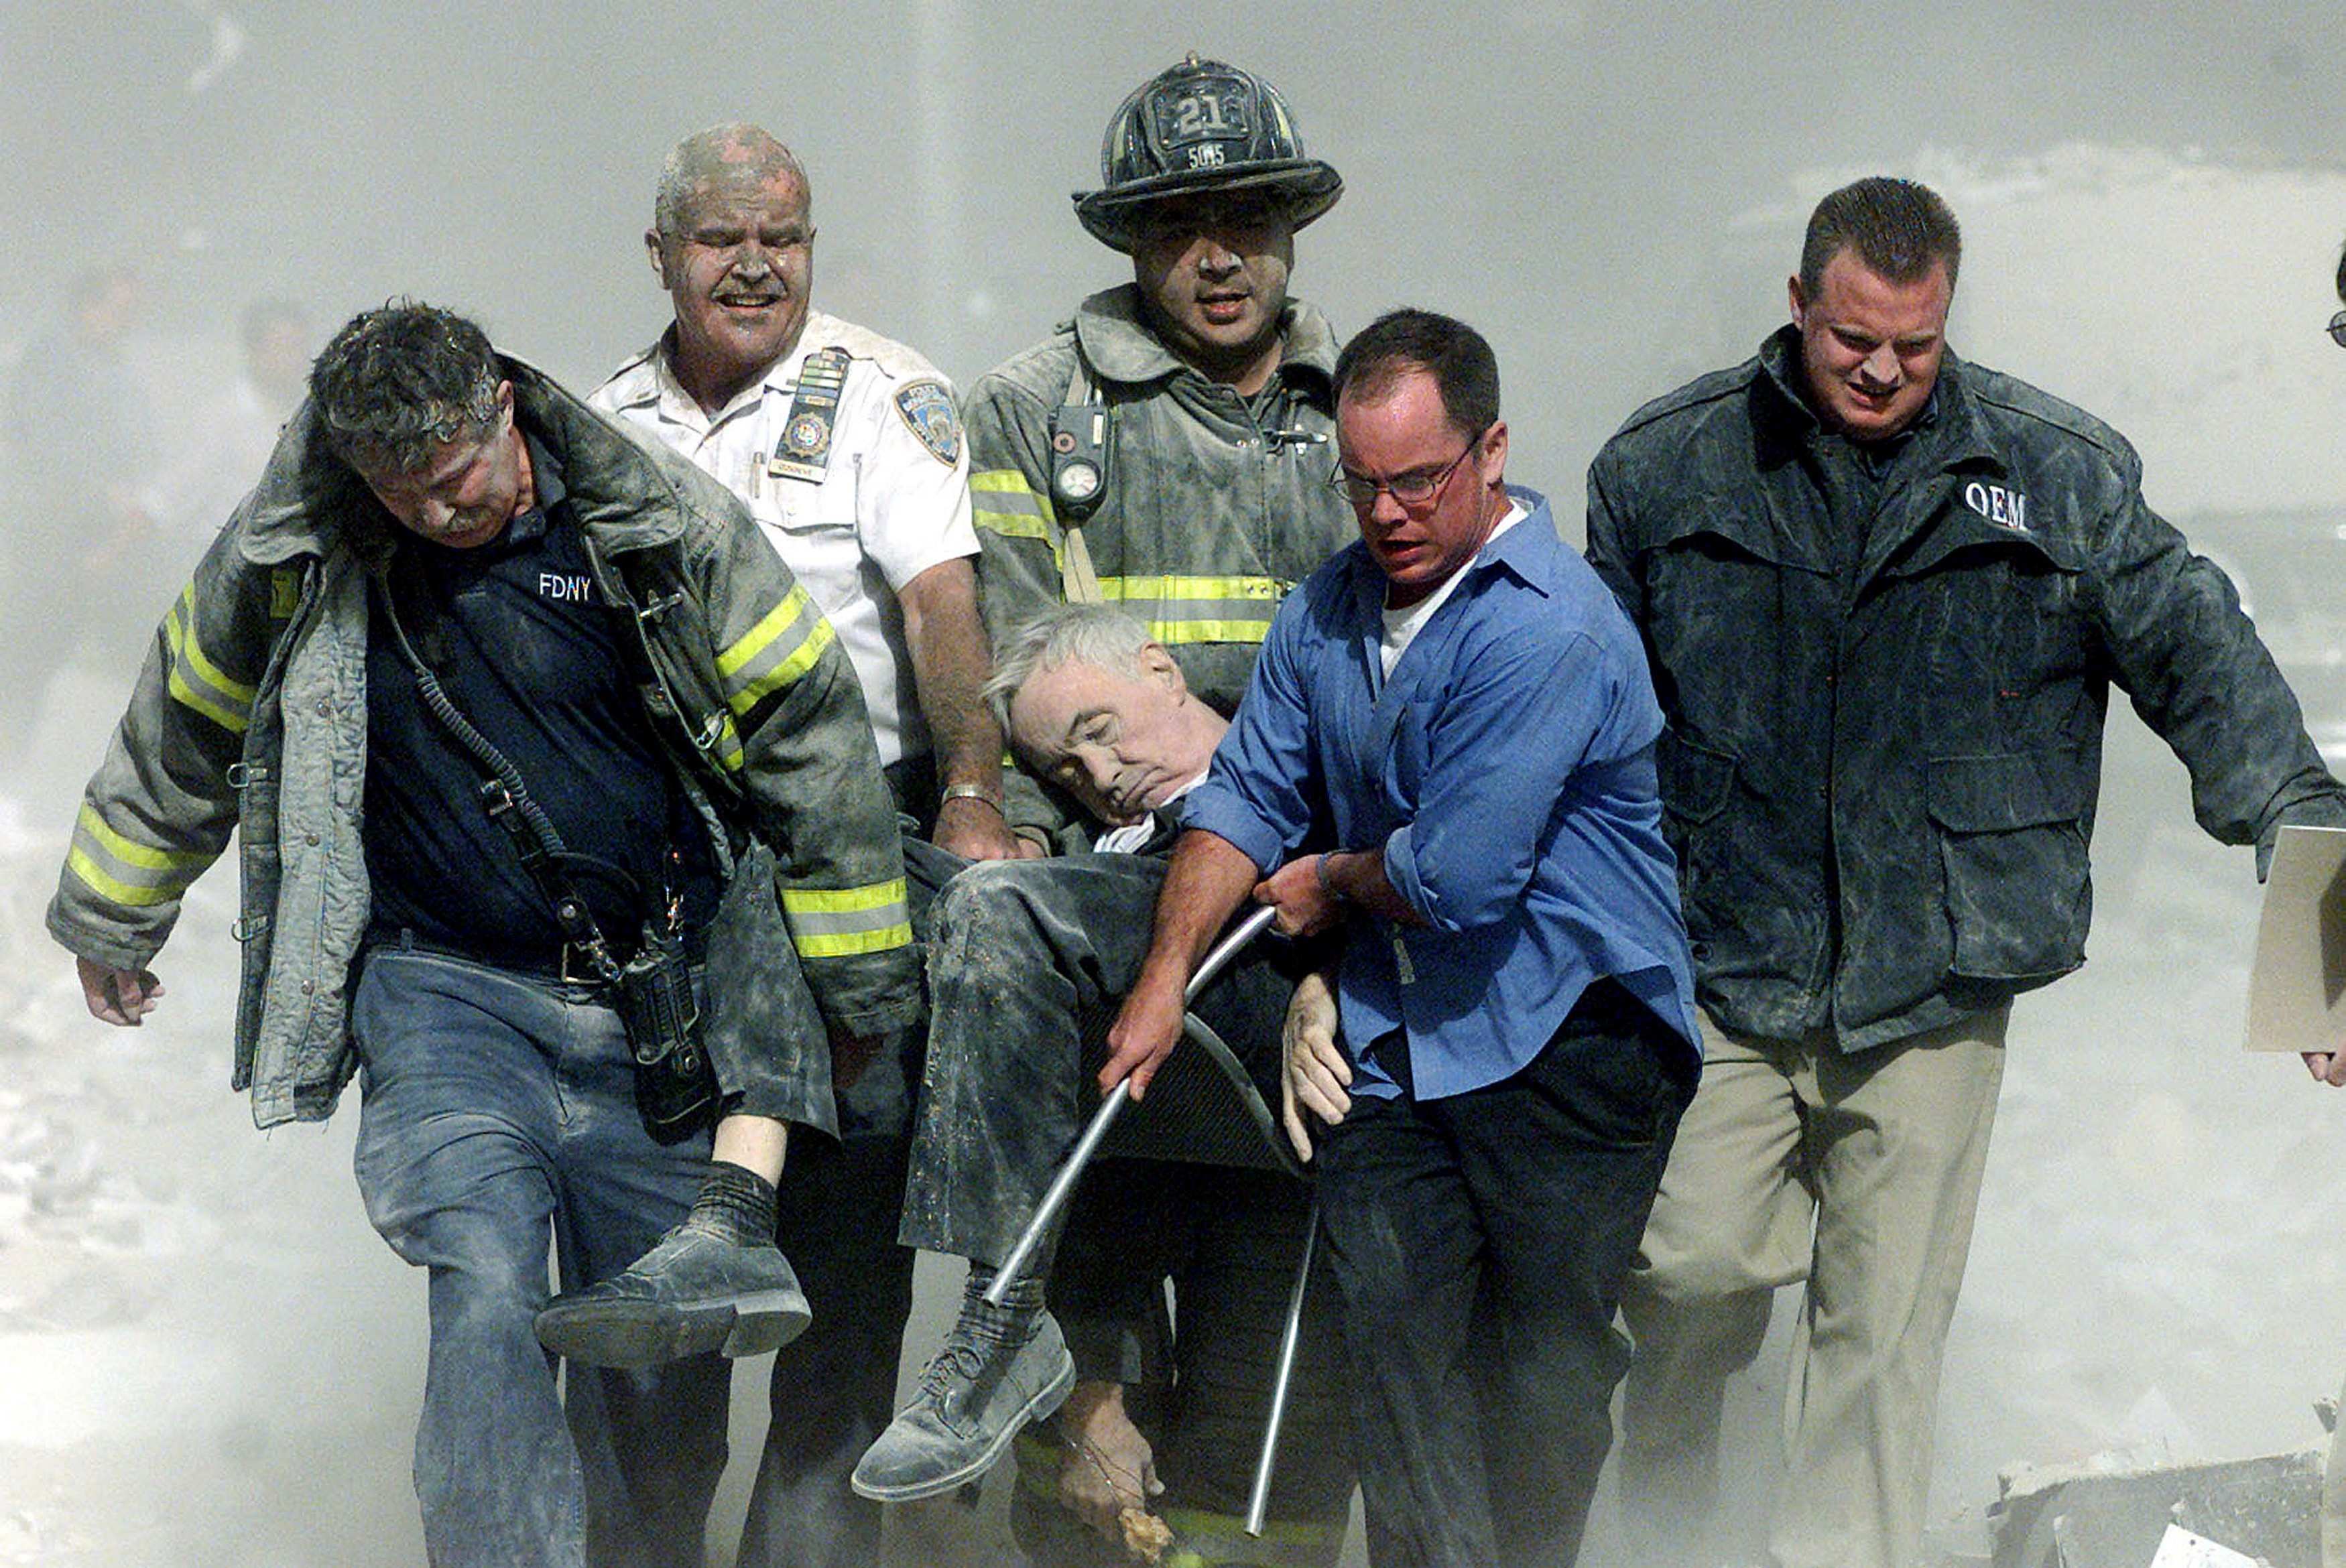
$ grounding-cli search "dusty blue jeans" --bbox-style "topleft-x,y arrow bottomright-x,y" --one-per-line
351,944 -> 727,1568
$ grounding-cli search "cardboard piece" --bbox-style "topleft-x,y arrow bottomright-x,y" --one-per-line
2244,823 -> 2346,1053
2145,1521 -> 2262,1567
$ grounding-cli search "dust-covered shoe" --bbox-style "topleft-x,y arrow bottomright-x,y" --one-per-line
534,1218 -> 810,1368
851,1305 -> 1075,1501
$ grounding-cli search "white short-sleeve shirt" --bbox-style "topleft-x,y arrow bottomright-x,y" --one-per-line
593,310 -> 978,768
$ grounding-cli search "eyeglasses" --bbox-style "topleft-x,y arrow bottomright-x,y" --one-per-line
1327,426 -> 1489,509
2328,310 -> 2346,348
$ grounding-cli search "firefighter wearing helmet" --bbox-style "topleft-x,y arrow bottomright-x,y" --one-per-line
957,54 -> 1353,765
851,55 -> 1361,1567
1073,57 -> 1344,253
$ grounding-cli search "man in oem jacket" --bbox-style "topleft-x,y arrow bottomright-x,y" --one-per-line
1588,176 -> 2346,1568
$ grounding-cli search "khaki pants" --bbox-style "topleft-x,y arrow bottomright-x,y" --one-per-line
1616,1004 -> 2008,1568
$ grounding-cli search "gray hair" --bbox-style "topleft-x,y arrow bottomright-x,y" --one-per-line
309,300 -> 501,474
654,123 -> 810,241
983,602 -> 1158,731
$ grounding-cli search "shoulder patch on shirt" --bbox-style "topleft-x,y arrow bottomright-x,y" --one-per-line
893,379 -> 963,467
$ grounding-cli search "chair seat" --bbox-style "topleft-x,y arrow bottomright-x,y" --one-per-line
1088,1012 -> 1302,1177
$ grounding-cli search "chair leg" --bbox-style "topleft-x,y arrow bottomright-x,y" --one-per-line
1246,1195 -> 1321,1538
983,906 -> 1282,1307
983,1079 -> 1131,1305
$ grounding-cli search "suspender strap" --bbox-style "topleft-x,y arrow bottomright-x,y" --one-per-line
1051,349 -> 1109,604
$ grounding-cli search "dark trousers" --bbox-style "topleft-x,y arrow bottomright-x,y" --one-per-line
1316,982 -> 1692,1568
734,1044 -> 919,1568
351,948 -> 727,1568
896,847 -> 1349,1562
733,827 -> 949,1568
1009,1162 -> 1356,1567
898,852 -> 1292,1264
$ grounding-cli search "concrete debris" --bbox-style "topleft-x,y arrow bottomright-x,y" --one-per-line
1990,1449 -> 2321,1568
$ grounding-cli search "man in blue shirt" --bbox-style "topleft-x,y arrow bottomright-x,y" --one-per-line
1111,308 -> 1701,1567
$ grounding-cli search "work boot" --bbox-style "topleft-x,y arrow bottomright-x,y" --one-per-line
534,1165 -> 808,1368
851,1293 -> 1076,1501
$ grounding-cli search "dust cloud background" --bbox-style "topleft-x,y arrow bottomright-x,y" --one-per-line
3,3 -> 2344,1564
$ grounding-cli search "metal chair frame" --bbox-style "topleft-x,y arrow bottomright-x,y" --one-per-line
981,904 -> 1320,1538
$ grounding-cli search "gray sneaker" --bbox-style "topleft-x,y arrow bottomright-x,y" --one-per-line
534,1218 -> 810,1368
851,1306 -> 1076,1501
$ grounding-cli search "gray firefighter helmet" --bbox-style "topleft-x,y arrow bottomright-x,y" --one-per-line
1073,55 -> 1343,253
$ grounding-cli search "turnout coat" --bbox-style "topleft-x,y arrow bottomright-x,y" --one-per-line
50,359 -> 922,1126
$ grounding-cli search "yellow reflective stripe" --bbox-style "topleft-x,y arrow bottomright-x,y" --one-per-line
66,847 -> 174,907
1146,619 -> 1276,645
717,586 -> 837,716
969,468 -> 1057,545
164,587 -> 255,735
711,714 -> 746,773
76,805 -> 214,874
67,805 -> 214,907
751,616 -> 836,702
165,667 -> 246,734
794,924 -> 915,958
1096,574 -> 1287,647
780,877 -> 914,958
718,586 -> 816,679
779,879 -> 909,916
174,590 -> 259,701
1097,574 -> 1285,604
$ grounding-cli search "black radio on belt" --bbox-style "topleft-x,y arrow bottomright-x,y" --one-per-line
1048,401 -> 1109,521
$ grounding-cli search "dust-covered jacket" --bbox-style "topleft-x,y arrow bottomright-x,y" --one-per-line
962,284 -> 1354,844
1585,325 -> 2346,1053
49,358 -> 922,1127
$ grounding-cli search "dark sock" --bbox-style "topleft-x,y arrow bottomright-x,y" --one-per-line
965,1262 -> 1046,1319
692,1162 -> 778,1243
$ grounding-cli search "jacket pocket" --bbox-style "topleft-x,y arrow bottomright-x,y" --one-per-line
1656,730 -> 1737,945
1657,729 -> 1736,825
1924,748 -> 2093,981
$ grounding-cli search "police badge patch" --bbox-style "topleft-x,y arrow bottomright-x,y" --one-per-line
785,411 -> 831,461
769,346 -> 851,482
893,379 -> 963,467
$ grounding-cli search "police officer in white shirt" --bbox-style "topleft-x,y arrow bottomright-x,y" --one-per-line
594,123 -> 1020,862
589,123 -> 1018,1568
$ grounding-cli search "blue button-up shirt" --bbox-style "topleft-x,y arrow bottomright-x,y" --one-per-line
1183,486 -> 1700,1100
